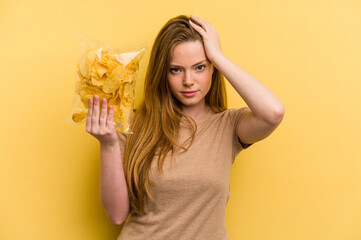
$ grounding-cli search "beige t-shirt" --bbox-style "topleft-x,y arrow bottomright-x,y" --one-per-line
116,107 -> 253,240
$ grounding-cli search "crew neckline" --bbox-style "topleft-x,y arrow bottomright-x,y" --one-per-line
180,108 -> 214,126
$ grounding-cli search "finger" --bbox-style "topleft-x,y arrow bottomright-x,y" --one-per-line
190,15 -> 211,31
189,19 -> 206,36
92,95 -> 100,130
99,98 -> 108,129
107,105 -> 114,128
86,97 -> 93,132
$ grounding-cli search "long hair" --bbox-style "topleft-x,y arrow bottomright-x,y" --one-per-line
123,14 -> 228,216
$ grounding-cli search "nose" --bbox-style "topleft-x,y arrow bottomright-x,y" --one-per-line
182,71 -> 194,86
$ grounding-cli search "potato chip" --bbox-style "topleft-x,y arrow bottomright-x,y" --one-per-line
68,29 -> 145,133
94,59 -> 108,78
77,84 -> 113,108
79,51 -> 97,79
108,89 -> 120,105
103,65 -> 125,94
72,111 -> 88,123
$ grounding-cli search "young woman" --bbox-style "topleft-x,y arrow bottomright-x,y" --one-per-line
86,14 -> 284,240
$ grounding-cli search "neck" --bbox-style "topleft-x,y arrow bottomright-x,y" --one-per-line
182,104 -> 210,120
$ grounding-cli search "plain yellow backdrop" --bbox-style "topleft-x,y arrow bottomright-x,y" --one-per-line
1,0 -> 360,239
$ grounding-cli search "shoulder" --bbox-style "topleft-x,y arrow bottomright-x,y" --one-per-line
199,107 -> 250,134
211,107 -> 251,124
226,107 -> 250,117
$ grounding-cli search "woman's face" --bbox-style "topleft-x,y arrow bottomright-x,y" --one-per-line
167,40 -> 214,111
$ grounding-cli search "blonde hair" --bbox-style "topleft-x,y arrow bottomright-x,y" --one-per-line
123,14 -> 228,216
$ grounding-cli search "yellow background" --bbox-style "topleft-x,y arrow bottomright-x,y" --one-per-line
1,0 -> 360,239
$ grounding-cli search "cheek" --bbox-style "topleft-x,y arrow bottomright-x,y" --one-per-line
205,75 -> 213,92
204,72 -> 213,86
167,78 -> 179,94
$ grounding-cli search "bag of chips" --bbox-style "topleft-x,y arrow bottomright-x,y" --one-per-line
67,29 -> 145,134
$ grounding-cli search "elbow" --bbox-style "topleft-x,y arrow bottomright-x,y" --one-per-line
269,105 -> 285,125
101,193 -> 130,226
108,213 -> 126,225
107,207 -> 130,225
112,219 -> 124,226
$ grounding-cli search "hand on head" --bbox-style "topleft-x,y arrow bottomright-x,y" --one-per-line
188,15 -> 223,63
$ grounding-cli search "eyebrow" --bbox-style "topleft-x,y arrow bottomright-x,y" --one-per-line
169,59 -> 208,67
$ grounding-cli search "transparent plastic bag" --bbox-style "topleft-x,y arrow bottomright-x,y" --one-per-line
67,29 -> 145,134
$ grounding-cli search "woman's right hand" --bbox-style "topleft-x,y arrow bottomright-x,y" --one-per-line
86,95 -> 119,147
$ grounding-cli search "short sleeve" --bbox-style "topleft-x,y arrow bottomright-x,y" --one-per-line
229,107 -> 254,162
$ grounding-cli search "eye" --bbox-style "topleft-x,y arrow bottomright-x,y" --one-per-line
197,65 -> 205,71
170,68 -> 180,73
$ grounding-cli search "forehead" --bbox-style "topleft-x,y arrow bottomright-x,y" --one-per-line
170,40 -> 207,65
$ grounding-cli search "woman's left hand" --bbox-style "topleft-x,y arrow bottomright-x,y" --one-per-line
188,15 -> 223,63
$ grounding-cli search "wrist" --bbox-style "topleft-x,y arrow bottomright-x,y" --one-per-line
209,52 -> 226,69
100,140 -> 120,150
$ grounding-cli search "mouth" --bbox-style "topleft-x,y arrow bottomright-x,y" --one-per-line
181,91 -> 198,97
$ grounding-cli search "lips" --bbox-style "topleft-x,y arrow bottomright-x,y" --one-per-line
181,91 -> 198,97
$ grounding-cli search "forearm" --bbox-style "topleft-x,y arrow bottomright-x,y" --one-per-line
212,54 -> 284,123
99,143 -> 130,225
